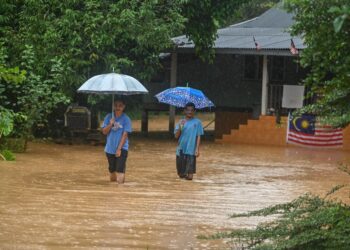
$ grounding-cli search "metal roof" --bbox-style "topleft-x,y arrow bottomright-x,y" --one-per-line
173,8 -> 305,55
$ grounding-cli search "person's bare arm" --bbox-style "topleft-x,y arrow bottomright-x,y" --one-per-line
175,129 -> 181,139
195,136 -> 201,157
102,118 -> 115,135
116,131 -> 128,157
174,119 -> 186,139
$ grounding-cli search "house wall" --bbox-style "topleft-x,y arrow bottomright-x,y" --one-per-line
143,53 -> 307,137
144,53 -> 307,111
176,54 -> 261,109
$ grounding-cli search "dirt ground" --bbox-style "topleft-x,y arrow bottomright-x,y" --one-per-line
1,120 -> 350,249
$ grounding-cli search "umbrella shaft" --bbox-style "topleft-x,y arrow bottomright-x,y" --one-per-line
112,95 -> 114,118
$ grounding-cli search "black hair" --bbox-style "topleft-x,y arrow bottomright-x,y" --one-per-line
185,102 -> 196,110
114,98 -> 126,105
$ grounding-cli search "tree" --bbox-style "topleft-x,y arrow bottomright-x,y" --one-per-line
285,0 -> 350,127
1,0 -> 253,137
0,0 -> 186,137
221,0 -> 280,27
180,0 -> 249,61
0,45 -> 26,159
0,44 -> 26,137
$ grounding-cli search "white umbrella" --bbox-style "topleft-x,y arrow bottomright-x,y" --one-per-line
77,73 -> 148,117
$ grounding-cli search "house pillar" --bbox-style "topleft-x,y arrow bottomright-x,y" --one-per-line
261,55 -> 268,115
141,109 -> 148,133
169,52 -> 177,133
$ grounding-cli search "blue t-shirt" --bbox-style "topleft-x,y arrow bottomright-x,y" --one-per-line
102,113 -> 132,154
174,118 -> 204,156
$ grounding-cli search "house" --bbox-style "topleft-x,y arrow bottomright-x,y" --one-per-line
141,7 -> 350,149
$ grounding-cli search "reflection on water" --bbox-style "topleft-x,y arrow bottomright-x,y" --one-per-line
1,139 -> 349,249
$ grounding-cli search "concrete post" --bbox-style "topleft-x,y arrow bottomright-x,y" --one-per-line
261,55 -> 269,115
169,52 -> 177,133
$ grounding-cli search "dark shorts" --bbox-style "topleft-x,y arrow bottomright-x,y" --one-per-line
176,151 -> 196,177
106,150 -> 128,173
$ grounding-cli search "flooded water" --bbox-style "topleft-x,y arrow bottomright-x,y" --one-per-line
1,138 -> 350,249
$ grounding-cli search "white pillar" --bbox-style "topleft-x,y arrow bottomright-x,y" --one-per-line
169,52 -> 177,132
261,55 -> 268,115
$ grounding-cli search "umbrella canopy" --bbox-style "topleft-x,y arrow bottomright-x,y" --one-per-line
77,73 -> 148,118
77,73 -> 148,95
155,87 -> 214,109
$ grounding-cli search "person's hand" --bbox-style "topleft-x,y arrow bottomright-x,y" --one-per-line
109,118 -> 115,126
116,149 -> 121,157
179,119 -> 186,130
195,149 -> 200,157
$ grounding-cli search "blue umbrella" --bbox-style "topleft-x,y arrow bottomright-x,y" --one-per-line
155,86 -> 214,109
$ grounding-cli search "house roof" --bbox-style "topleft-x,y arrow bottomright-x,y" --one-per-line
173,8 -> 305,56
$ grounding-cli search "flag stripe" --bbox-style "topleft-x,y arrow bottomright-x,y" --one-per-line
288,132 -> 343,142
288,138 -> 343,147
288,134 -> 342,143
289,129 -> 342,137
315,128 -> 342,132
288,139 -> 343,148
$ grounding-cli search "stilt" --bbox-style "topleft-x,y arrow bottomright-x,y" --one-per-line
141,109 -> 148,133
169,52 -> 177,133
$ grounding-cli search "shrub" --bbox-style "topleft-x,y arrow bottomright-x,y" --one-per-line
202,184 -> 350,250
0,149 -> 15,161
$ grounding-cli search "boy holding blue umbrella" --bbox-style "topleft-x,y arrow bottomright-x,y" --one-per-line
174,102 -> 204,180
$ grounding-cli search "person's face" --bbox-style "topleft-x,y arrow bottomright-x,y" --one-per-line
114,101 -> 125,113
184,106 -> 195,118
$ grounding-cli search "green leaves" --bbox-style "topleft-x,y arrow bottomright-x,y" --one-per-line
285,0 -> 350,127
0,0 -> 254,137
205,192 -> 350,249
0,108 -> 14,138
330,5 -> 350,33
180,0 -> 245,62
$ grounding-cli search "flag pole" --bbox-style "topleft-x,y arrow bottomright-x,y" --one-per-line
286,111 -> 290,144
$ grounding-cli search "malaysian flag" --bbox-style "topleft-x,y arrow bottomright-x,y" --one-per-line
287,114 -> 343,148
253,36 -> 261,50
290,39 -> 299,55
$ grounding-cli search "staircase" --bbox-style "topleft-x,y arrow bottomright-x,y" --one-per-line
343,126 -> 350,150
217,115 -> 288,146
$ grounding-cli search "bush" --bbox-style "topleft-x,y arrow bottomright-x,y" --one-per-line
0,137 -> 27,153
202,184 -> 350,250
0,150 -> 15,161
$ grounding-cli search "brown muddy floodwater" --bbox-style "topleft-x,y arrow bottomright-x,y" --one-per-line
1,138 -> 350,249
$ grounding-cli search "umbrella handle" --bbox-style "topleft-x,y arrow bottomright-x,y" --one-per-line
112,94 -> 114,119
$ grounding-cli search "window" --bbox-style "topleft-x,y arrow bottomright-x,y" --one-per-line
271,56 -> 285,81
243,55 -> 262,80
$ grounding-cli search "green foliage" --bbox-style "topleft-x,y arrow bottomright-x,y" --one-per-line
0,0 -> 253,137
0,138 -> 27,153
180,0 -> 249,61
221,0 -> 280,27
0,44 -> 26,141
203,191 -> 350,249
0,107 -> 14,138
0,149 -> 15,161
330,5 -> 350,33
284,0 -> 350,127
0,0 -> 187,137
202,165 -> 350,249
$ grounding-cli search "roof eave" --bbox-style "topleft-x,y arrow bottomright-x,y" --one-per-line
173,47 -> 303,56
